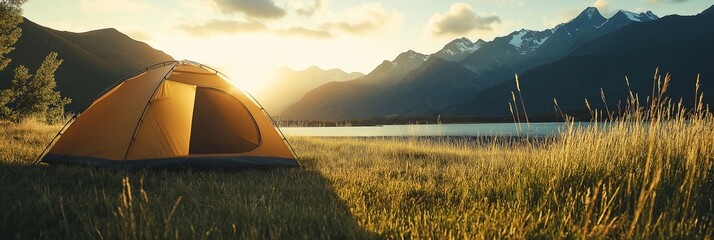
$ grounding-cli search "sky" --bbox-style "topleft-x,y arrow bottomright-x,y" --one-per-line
22,0 -> 712,92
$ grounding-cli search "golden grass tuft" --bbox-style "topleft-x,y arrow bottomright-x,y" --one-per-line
0,117 -> 62,163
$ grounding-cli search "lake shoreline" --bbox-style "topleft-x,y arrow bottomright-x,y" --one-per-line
275,113 -> 592,127
280,122 -> 594,137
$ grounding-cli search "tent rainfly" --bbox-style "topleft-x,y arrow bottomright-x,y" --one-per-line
38,60 -> 299,169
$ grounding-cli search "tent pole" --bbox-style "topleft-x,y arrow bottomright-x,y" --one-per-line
191,62 -> 302,163
32,60 -> 179,165
122,62 -> 181,160
33,114 -> 77,165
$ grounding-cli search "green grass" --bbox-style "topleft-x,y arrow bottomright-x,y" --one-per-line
1,77 -> 714,238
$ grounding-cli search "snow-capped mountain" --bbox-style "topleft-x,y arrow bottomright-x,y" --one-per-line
461,7 -> 659,75
459,26 -> 556,76
567,7 -> 607,29
433,38 -> 486,62
361,50 -> 430,85
283,6 -> 671,121
620,10 -> 658,22
598,10 -> 659,29
450,5 -> 713,117
535,7 -> 658,61
703,5 -> 714,15
392,50 -> 430,67
533,7 -> 607,59
508,29 -> 554,55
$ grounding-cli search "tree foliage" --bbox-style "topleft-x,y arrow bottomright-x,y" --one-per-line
2,53 -> 70,122
0,64 -> 28,118
0,0 -> 70,123
0,0 -> 26,71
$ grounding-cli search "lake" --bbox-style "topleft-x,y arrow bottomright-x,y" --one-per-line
280,122 -> 594,137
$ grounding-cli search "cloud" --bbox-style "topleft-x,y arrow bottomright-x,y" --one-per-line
177,19 -> 268,36
210,0 -> 286,19
276,27 -> 331,38
177,2 -> 400,38
177,20 -> 333,38
80,0 -> 156,12
321,3 -> 402,35
426,3 -> 501,37
475,0 -> 525,5
289,0 -> 327,16
594,0 -> 611,13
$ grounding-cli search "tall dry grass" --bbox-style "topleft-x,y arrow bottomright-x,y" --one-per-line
290,114 -> 713,238
0,73 -> 712,238
286,73 -> 714,238
0,117 -> 61,163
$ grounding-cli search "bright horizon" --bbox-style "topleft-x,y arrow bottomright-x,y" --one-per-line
23,0 -> 711,92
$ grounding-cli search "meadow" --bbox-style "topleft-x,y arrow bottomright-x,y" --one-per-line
1,78 -> 713,239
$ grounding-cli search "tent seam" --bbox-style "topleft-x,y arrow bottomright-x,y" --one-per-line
122,62 -> 181,161
188,61 -> 302,165
34,60 -> 179,165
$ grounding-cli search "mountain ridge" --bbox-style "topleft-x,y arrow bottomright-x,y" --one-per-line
283,6 -> 662,120
0,18 -> 174,111
448,10 -> 714,117
255,65 -> 364,114
433,37 -> 485,62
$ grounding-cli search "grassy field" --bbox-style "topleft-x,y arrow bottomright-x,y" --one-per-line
1,91 -> 714,238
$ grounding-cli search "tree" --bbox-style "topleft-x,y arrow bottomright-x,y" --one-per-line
0,0 -> 25,120
0,0 -> 26,71
3,52 -> 70,122
35,52 -> 71,122
0,64 -> 28,119
0,0 -> 70,123
0,87 -> 12,118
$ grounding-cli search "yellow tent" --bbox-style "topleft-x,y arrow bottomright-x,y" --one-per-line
40,61 -> 299,169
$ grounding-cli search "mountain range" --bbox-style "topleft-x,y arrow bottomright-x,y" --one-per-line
282,7 -> 714,121
0,18 -> 173,111
4,6 -> 713,122
450,7 -> 714,117
253,66 -> 363,115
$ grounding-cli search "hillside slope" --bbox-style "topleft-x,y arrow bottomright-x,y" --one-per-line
0,18 -> 174,111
